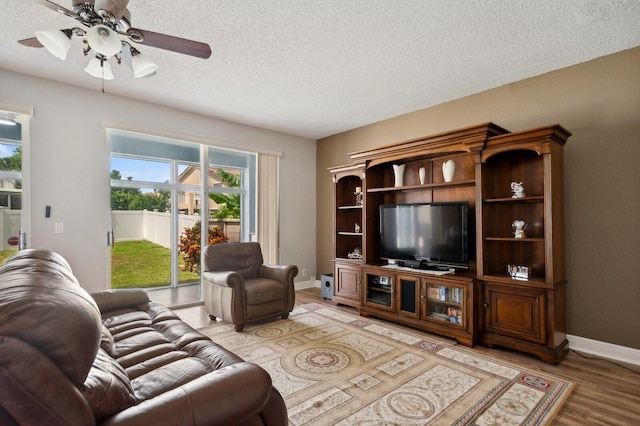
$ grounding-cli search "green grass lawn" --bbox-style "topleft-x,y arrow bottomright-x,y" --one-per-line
0,250 -> 17,264
0,241 -> 200,289
111,240 -> 200,289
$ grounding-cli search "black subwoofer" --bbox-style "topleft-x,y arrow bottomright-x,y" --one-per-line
320,274 -> 334,300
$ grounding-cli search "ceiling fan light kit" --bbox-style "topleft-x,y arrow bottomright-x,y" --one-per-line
131,50 -> 158,78
86,24 -> 122,57
22,0 -> 211,83
35,28 -> 72,60
85,55 -> 114,80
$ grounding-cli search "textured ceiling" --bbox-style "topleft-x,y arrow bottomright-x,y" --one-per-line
1,1 -> 639,139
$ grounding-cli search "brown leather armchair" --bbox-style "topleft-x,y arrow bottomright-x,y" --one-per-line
202,242 -> 298,332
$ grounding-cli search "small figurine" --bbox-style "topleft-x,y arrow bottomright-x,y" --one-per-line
507,264 -> 530,280
512,219 -> 527,238
354,223 -> 361,233
511,181 -> 525,198
348,247 -> 363,260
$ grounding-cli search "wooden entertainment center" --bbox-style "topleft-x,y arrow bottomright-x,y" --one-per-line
329,122 -> 571,364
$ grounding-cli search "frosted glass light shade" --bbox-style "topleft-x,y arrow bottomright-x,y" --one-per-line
35,29 -> 71,60
131,53 -> 158,78
86,25 -> 122,57
85,56 -> 115,80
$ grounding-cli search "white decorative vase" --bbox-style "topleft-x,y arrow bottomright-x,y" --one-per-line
419,167 -> 426,185
442,160 -> 455,182
392,164 -> 405,187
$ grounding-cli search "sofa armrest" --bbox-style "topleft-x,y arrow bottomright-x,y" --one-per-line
91,289 -> 150,313
99,363 -> 274,426
258,264 -> 298,284
201,271 -> 244,289
0,336 -> 95,426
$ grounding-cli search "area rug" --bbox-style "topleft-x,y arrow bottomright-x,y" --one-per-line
198,304 -> 573,425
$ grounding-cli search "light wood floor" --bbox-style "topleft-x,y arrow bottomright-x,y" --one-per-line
175,288 -> 640,425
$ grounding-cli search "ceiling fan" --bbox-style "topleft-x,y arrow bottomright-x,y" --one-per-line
19,0 -> 212,80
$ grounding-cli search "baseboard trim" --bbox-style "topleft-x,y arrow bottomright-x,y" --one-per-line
294,279 -> 320,291
293,283 -> 639,366
567,334 -> 640,366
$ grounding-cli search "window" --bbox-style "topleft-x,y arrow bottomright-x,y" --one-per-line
109,129 -> 257,302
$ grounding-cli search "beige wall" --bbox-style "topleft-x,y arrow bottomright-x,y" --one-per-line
317,47 -> 640,350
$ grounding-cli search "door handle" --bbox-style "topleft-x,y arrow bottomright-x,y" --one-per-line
107,229 -> 115,248
18,229 -> 27,250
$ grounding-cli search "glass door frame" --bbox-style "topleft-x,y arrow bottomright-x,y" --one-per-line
0,108 -> 31,252
108,129 -> 256,298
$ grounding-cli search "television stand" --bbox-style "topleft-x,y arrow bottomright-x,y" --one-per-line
381,264 -> 454,276
362,264 -> 474,346
394,260 -> 453,272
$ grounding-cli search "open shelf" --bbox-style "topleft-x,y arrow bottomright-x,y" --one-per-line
485,237 -> 545,242
483,195 -> 544,203
367,179 -> 476,193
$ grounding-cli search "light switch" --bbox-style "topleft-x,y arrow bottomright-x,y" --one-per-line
55,223 -> 63,234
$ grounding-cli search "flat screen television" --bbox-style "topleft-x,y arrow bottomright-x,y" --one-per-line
379,201 -> 469,270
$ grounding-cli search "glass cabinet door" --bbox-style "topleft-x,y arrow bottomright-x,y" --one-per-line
364,271 -> 393,310
425,282 -> 464,326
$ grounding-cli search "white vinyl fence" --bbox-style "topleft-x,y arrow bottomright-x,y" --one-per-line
112,210 -> 239,248
0,210 -> 238,252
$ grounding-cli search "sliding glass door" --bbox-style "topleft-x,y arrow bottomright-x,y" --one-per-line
108,129 -> 256,306
0,110 -> 28,262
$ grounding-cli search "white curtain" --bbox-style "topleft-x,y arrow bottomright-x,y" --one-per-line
257,154 -> 279,264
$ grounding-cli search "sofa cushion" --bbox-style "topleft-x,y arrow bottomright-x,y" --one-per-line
203,242 -> 263,278
245,277 -> 286,305
0,335 -> 94,425
131,357 -> 214,401
81,348 -> 136,422
91,289 -> 150,313
100,325 -> 116,357
0,257 -> 102,386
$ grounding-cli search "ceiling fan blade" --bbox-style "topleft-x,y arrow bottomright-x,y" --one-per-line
18,37 -> 44,48
36,0 -> 80,20
128,28 -> 212,59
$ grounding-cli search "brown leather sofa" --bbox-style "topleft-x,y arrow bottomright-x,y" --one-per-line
0,249 -> 287,425
202,242 -> 298,332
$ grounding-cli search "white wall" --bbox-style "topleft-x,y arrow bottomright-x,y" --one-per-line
0,69 -> 317,293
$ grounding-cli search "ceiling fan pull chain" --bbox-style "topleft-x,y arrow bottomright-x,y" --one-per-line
101,56 -> 106,94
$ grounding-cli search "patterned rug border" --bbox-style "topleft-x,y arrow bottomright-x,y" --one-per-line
199,303 -> 574,425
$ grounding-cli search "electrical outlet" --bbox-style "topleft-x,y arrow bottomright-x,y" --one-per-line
302,268 -> 307,277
